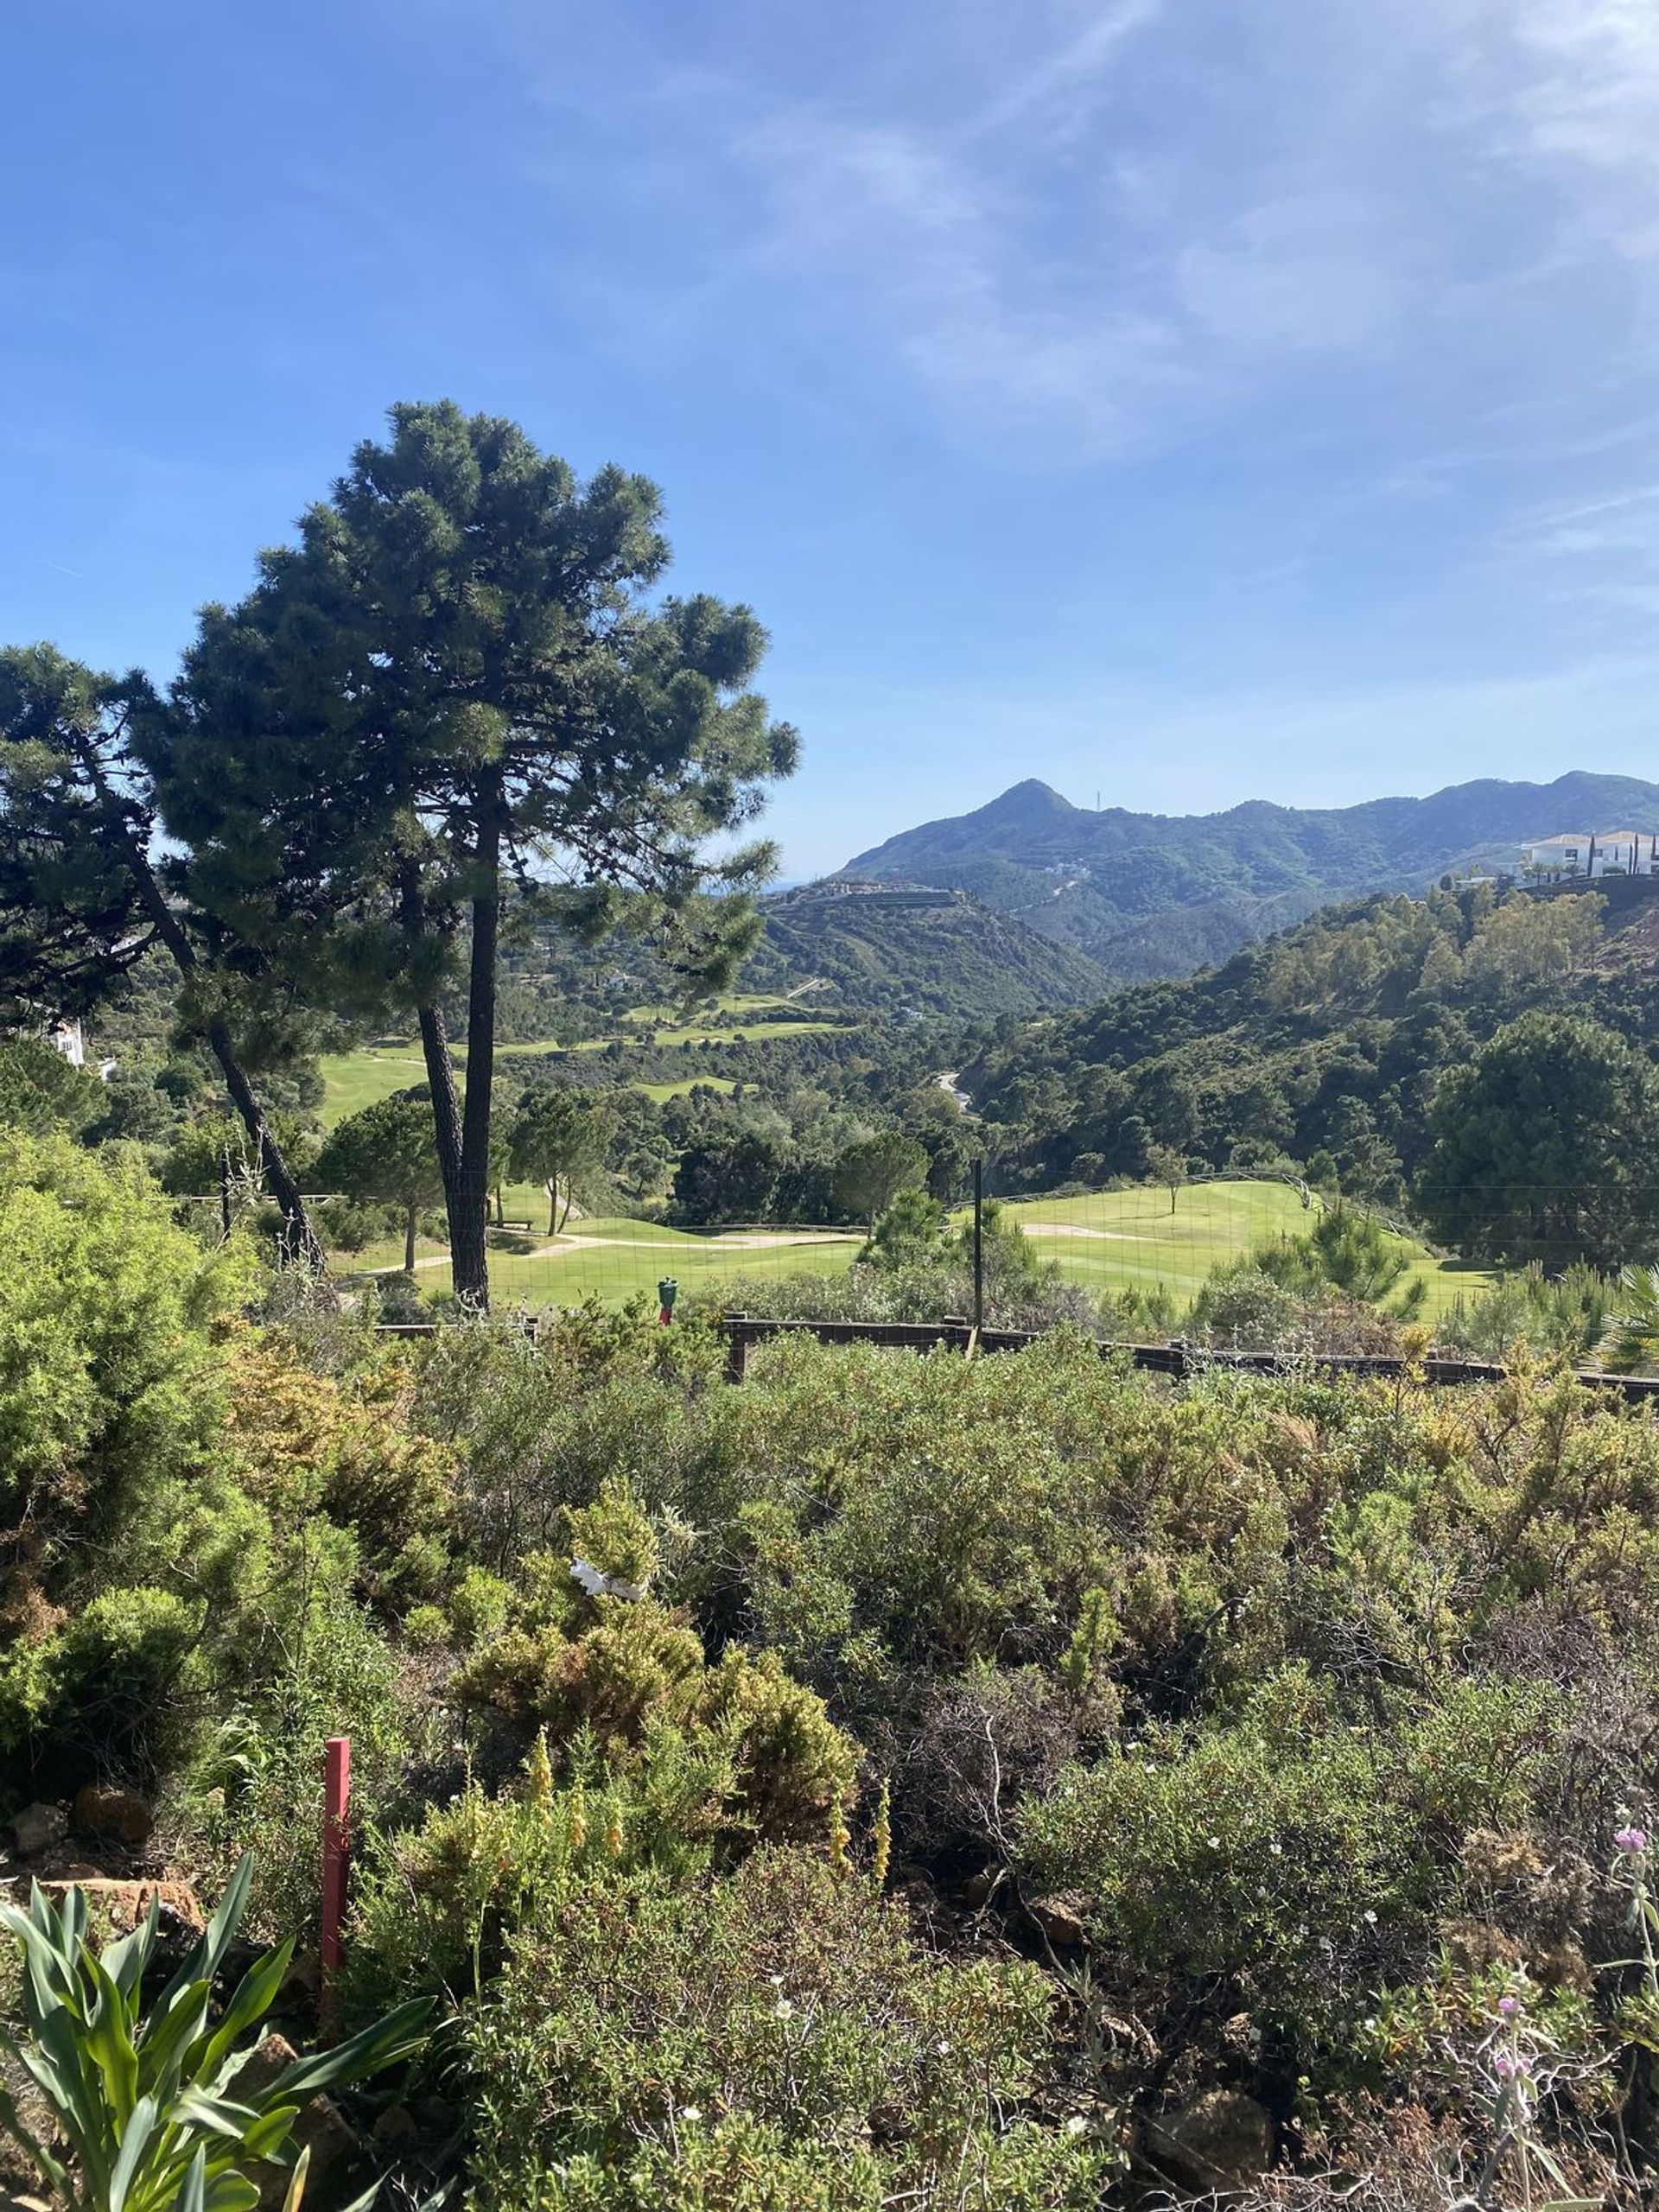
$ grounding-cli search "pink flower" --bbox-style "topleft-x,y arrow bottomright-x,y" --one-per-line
1494,2051 -> 1521,2080
1616,1825 -> 1649,1854
1497,1996 -> 1520,2018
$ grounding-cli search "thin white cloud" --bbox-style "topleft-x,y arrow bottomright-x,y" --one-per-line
978,0 -> 1167,130
713,0 -> 1659,461
1511,0 -> 1659,185
509,0 -> 1659,469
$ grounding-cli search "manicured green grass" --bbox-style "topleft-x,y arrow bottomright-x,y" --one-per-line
639,1076 -> 736,1102
346,1213 -> 861,1306
316,1046 -> 430,1126
976,1182 -> 1495,1318
620,1017 -> 843,1046
320,1024 -> 823,1127
337,1171 -> 1494,1323
487,1230 -> 859,1307
620,990 -> 824,1026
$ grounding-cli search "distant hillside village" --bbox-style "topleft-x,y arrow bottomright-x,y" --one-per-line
1522,829 -> 1659,881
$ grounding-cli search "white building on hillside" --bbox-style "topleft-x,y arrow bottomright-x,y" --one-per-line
49,1017 -> 86,1068
1521,830 -> 1659,880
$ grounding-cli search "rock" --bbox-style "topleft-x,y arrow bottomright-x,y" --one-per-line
1026,1891 -> 1088,1948
960,1866 -> 999,1908
38,1878 -> 204,1936
10,1802 -> 67,1858
370,2102 -> 419,2147
1144,2088 -> 1274,2194
278,1947 -> 321,2001
73,1783 -> 154,1847
231,2031 -> 301,2099
233,2036 -> 361,2211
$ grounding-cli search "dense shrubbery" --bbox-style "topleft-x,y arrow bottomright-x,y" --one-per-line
13,1141 -> 1659,2204
466,1850 -> 1113,2210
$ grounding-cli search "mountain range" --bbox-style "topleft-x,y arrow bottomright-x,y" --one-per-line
842,772 -> 1659,982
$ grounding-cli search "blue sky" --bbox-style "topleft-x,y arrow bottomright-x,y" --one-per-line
5,0 -> 1658,878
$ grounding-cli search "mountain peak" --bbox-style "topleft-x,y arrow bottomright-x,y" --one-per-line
981,779 -> 1073,818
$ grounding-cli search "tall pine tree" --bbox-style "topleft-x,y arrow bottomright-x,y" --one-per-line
151,402 -> 798,1305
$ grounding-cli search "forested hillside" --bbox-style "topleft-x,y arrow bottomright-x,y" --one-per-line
963,879 -> 1659,1254
848,771 -> 1659,980
741,882 -> 1112,1015
485,882 -> 1110,1034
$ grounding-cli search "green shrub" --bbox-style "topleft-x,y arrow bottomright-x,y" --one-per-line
447,1565 -> 513,1649
458,1592 -> 855,1851
1017,1669 -> 1557,2050
464,1849 -> 1112,2211
178,1580 -> 416,1946
219,1332 -> 458,1609
346,1724 -> 746,2017
0,1132 -> 251,1615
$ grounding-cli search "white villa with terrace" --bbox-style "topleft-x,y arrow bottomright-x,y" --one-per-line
1520,830 -> 1659,880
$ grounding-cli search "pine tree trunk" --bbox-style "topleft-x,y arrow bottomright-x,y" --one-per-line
547,1182 -> 557,1236
451,772 -> 504,1310
404,863 -> 470,1272
404,1202 -> 418,1274
416,1001 -> 465,1191
205,1014 -> 326,1270
414,998 -> 475,1294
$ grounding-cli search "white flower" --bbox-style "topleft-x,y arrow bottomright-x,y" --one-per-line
773,1998 -> 795,2020
933,2038 -> 952,2056
1363,1909 -> 1377,1924
1207,1834 -> 1221,1848
679,2106 -> 702,2122
569,1557 -> 645,1601
1065,2114 -> 1089,2137
1268,1840 -> 1283,1857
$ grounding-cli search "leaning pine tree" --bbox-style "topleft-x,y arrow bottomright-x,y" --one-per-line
150,402 -> 798,1307
0,645 -> 324,1266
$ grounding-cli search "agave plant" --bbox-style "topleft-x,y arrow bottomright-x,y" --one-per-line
0,1853 -> 429,2211
1596,1263 -> 1659,1376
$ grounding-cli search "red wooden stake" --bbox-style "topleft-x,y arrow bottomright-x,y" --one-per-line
321,1735 -> 352,2028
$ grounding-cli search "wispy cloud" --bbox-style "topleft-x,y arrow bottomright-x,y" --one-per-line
708,0 -> 1657,462
1510,0 -> 1659,185
512,0 -> 1659,473
977,0 -> 1167,130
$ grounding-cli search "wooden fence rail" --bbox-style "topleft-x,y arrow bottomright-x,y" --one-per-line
373,1312 -> 1659,1402
715,1313 -> 1659,1401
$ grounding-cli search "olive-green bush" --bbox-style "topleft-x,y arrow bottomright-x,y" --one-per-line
465,1849 -> 1114,2211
